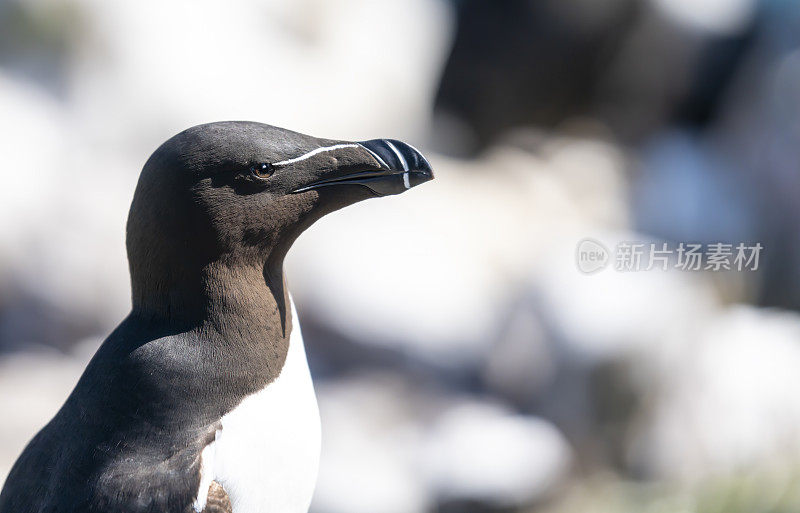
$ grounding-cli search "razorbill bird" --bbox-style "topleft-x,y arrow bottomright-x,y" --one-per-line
0,121 -> 433,513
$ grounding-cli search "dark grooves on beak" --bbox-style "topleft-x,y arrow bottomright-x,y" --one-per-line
292,139 -> 434,197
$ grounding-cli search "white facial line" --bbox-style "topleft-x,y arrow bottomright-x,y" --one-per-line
273,143 -> 361,167
384,140 -> 411,189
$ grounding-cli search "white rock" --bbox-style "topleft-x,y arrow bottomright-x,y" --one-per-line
312,376 -> 430,513
630,305 -> 800,480
67,0 -> 453,148
420,401 -> 571,505
651,0 -> 757,35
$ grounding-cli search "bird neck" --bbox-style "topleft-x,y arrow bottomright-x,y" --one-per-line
131,256 -> 291,338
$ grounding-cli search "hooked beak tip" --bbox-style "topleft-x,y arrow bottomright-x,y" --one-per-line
358,138 -> 434,194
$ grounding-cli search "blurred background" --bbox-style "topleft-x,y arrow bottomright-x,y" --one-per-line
2,0 -> 800,511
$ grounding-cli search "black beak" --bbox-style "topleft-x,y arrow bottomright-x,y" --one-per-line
292,139 -> 434,196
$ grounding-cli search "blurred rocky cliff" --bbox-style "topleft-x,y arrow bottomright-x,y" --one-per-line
2,0 -> 800,512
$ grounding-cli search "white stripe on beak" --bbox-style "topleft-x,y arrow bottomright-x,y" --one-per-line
384,140 -> 411,189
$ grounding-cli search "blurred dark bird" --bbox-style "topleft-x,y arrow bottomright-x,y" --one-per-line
0,121 -> 433,513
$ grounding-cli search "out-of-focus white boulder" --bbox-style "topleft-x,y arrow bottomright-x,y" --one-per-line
312,374 -> 572,513
533,231 -> 722,364
312,375 -> 431,513
0,73 -> 132,348
481,225 -> 723,467
421,401 -> 571,506
651,0 -> 757,35
67,0 -> 453,151
630,305 -> 800,480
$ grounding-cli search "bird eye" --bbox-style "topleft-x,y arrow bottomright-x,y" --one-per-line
249,163 -> 274,180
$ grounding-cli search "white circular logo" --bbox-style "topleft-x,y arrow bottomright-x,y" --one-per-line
575,238 -> 609,274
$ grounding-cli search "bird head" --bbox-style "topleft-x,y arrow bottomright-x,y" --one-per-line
126,121 -> 433,319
